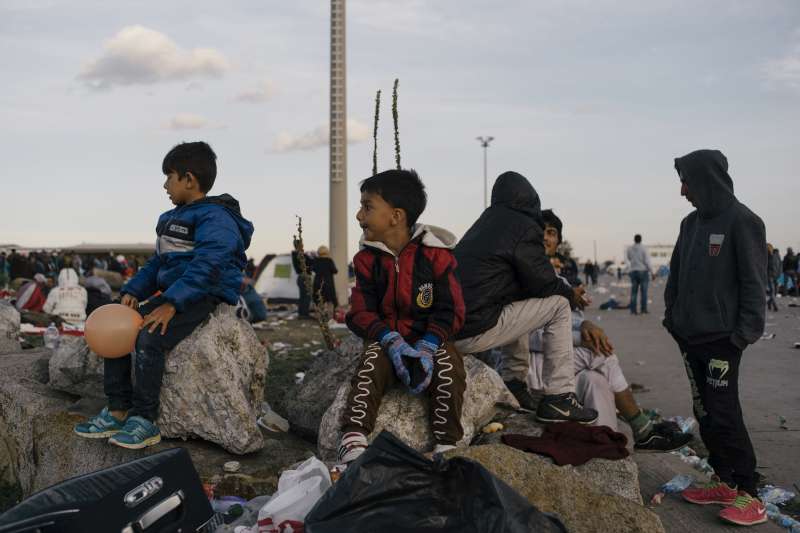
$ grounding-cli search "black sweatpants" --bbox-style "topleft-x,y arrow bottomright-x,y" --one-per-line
104,295 -> 218,422
678,337 -> 757,494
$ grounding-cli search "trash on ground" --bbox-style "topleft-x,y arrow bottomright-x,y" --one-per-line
258,402 -> 290,432
630,383 -> 651,393
223,461 -> 241,473
235,456 -> 331,533
271,341 -> 291,351
636,360 -> 646,366
661,474 -> 694,494
779,415 -> 789,429
761,332 -> 776,340
764,503 -> 800,530
212,495 -> 247,513
482,422 -> 504,434
295,372 -> 305,384
666,415 -> 697,434
649,492 -> 665,505
328,322 -> 348,329
758,485 -> 796,506
311,349 -> 323,356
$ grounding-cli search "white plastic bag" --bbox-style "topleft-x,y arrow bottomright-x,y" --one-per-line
241,456 -> 331,533
277,456 -> 331,494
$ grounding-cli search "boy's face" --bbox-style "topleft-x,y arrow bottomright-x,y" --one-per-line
543,224 -> 559,257
163,170 -> 195,206
356,191 -> 403,242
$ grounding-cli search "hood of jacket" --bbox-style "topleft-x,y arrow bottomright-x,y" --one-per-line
190,193 -> 254,249
57,268 -> 79,288
490,171 -> 542,221
360,224 -> 457,256
674,149 -> 736,219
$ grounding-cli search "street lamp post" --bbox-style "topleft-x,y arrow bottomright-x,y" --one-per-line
476,136 -> 494,209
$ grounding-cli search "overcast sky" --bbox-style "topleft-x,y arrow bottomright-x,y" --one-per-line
2,0 -> 798,263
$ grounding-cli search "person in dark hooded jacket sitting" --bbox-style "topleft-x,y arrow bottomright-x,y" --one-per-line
453,171 -> 597,425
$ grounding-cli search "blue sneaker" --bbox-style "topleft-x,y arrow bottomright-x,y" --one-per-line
108,416 -> 161,449
74,407 -> 126,439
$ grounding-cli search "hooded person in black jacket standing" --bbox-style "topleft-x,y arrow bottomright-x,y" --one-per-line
454,172 -> 597,425
665,149 -> 768,526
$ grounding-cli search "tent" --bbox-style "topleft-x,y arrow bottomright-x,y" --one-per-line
254,253 -> 300,302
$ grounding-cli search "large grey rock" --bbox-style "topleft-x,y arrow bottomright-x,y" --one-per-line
48,336 -> 104,397
159,305 -> 268,454
280,334 -> 364,440
317,354 -> 519,461
47,305 -> 268,454
0,350 -> 314,507
472,408 -> 642,503
0,302 -> 21,355
449,444 -> 664,533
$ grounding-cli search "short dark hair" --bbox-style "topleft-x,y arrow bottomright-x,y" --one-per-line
634,234 -> 642,243
360,169 -> 427,227
541,209 -> 563,244
162,141 -> 217,193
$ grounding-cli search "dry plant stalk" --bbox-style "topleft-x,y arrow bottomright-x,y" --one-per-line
392,78 -> 401,169
372,89 -> 381,176
294,216 -> 337,350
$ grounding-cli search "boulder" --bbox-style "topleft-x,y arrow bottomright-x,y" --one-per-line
0,349 -> 314,507
47,305 -> 268,454
0,302 -> 21,355
317,353 -> 519,461
474,409 -> 641,503
448,444 -> 665,533
279,334 -> 364,440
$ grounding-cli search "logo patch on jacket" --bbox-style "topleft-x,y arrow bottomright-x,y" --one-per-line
415,282 -> 433,309
709,234 -> 725,257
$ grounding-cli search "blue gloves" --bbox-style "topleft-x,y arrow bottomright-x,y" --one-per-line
410,339 -> 437,394
380,331 -> 415,386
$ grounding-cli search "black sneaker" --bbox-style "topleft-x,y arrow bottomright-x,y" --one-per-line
634,422 -> 692,452
504,379 -> 540,412
535,392 -> 598,424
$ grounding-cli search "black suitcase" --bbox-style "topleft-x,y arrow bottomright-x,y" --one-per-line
0,448 -> 214,533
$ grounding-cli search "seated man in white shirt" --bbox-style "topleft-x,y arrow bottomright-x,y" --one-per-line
528,209 -> 691,452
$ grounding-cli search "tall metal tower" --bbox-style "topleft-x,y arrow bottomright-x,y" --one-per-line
329,0 -> 348,306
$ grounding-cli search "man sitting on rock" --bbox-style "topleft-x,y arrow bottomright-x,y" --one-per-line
339,169 -> 466,463
529,209 -> 692,452
73,141 -> 254,449
453,171 -> 597,425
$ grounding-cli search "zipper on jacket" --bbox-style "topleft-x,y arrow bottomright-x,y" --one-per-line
393,256 -> 399,331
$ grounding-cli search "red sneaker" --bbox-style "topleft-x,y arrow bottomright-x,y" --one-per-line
718,492 -> 768,526
681,477 -> 738,505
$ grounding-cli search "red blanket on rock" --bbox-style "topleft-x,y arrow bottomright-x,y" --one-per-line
501,422 -> 629,466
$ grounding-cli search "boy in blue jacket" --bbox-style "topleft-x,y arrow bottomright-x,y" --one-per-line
74,142 -> 254,449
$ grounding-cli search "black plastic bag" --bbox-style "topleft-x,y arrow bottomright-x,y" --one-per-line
306,431 -> 567,533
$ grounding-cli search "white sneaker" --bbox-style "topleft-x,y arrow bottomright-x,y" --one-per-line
338,432 -> 368,463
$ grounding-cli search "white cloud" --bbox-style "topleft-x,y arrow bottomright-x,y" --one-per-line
271,118 -> 370,153
235,80 -> 277,103
763,29 -> 800,90
764,49 -> 800,89
163,113 -> 209,130
78,25 -> 230,90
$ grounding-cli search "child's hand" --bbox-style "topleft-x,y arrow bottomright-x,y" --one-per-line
380,332 -> 413,386
121,294 -> 139,309
141,303 -> 176,335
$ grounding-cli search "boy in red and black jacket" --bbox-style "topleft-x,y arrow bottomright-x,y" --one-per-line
339,169 -> 466,463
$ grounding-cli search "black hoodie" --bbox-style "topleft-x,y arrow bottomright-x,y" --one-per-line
664,150 -> 766,349
455,171 -> 573,339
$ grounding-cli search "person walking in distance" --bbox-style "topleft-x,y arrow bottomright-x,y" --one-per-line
664,149 -> 768,527
626,234 -> 654,315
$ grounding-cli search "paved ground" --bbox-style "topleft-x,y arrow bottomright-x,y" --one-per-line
586,275 -> 800,493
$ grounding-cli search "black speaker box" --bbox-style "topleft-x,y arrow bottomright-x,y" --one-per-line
0,448 -> 213,533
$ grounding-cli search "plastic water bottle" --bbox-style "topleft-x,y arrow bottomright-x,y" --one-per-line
44,323 -> 60,350
661,474 -> 694,493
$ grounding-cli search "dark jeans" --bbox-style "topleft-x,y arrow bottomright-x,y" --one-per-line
678,337 -> 757,494
297,278 -> 311,317
629,271 -> 649,313
767,277 -> 778,311
104,295 -> 218,422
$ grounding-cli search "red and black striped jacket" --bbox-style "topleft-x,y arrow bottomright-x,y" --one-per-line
346,225 -> 465,346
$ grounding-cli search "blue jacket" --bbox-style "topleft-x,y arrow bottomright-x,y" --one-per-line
122,194 -> 254,312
